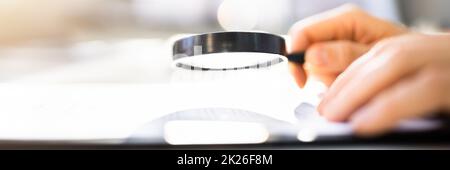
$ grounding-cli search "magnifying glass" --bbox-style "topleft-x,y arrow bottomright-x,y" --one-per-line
172,32 -> 305,71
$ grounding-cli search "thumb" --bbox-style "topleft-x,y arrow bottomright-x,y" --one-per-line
305,40 -> 370,74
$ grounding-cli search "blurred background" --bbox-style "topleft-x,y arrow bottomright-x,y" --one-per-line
0,0 -> 449,83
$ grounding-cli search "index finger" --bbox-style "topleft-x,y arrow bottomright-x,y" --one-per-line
288,4 -> 364,53
287,5 -> 365,87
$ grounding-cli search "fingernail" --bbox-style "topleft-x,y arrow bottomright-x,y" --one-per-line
317,100 -> 326,115
317,91 -> 331,113
318,92 -> 334,117
321,102 -> 338,121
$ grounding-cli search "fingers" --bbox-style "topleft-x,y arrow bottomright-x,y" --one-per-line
287,4 -> 405,87
288,4 -> 405,54
319,44 -> 423,122
319,34 -> 450,122
304,40 -> 370,74
287,4 -> 365,87
289,4 -> 362,53
317,50 -> 375,116
350,66 -> 450,136
300,40 -> 369,87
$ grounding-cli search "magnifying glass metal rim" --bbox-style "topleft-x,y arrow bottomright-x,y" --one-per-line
172,31 -> 304,71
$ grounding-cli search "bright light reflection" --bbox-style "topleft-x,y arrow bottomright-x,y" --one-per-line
297,128 -> 317,142
217,0 -> 259,31
164,120 -> 269,145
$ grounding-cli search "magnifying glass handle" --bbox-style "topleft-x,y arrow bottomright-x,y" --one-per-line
286,52 -> 305,64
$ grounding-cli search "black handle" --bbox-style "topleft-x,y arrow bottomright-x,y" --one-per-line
286,52 -> 305,64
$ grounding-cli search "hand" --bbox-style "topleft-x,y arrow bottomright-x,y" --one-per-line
318,33 -> 450,136
288,4 -> 406,87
